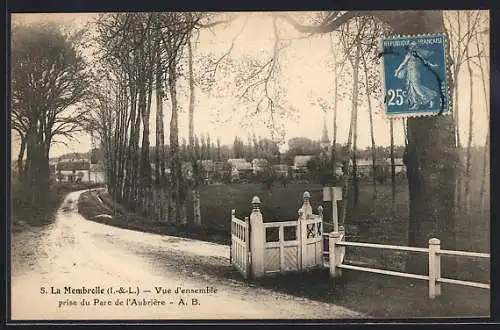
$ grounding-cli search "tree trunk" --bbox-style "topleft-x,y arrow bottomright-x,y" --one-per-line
390,118 -> 396,204
180,183 -> 188,225
464,14 -> 474,217
139,82 -> 151,216
145,78 -> 154,216
132,92 -> 143,211
17,135 -> 27,180
453,68 -> 463,215
479,132 -> 489,213
340,52 -> 358,227
475,31 -> 489,214
155,65 -> 162,187
352,45 -> 360,206
330,33 -> 339,179
453,11 -> 462,150
362,56 -> 377,199
26,116 -> 50,208
125,87 -> 138,205
450,12 -> 464,216
188,38 -> 195,148
403,118 -> 408,147
168,62 -> 181,224
155,56 -> 164,221
187,38 -> 202,227
453,68 -> 461,149
116,82 -> 128,202
192,188 -> 201,226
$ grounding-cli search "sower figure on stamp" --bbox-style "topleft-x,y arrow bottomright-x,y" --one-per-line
394,41 -> 440,110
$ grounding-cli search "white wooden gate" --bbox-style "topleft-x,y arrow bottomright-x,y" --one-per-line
262,221 -> 301,274
300,216 -> 324,270
230,209 -> 250,279
231,189 -> 342,279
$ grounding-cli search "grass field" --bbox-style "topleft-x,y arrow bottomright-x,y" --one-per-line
195,182 -> 489,281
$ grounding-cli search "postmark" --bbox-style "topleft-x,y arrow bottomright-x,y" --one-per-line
380,33 -> 450,118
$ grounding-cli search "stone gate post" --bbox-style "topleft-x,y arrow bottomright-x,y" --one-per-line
249,196 -> 264,279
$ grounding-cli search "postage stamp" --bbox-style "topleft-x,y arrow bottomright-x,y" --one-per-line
380,33 -> 450,118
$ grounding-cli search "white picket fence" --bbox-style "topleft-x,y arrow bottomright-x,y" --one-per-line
326,232 -> 490,299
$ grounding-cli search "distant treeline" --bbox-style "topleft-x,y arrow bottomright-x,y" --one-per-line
58,135 -> 488,166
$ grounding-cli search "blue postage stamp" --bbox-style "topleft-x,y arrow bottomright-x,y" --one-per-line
380,34 -> 450,118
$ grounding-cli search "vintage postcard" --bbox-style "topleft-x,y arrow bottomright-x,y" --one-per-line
9,10 -> 490,321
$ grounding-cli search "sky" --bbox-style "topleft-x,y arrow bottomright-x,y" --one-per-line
10,11 -> 490,158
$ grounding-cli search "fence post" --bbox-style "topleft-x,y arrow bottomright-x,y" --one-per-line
250,196 -> 264,279
329,231 -> 342,278
230,209 -> 235,264
428,238 -> 442,299
298,191 -> 313,270
297,207 -> 304,269
338,225 -> 345,263
331,187 -> 342,232
244,216 -> 250,275
315,205 -> 324,267
300,191 -> 313,219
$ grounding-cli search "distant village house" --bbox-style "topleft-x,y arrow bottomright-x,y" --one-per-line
56,159 -> 91,183
55,155 -> 106,184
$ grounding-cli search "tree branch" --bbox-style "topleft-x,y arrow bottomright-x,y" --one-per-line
204,17 -> 248,84
275,11 -> 363,34
196,15 -> 239,29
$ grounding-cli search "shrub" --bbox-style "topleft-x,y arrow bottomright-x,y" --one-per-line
222,162 -> 233,183
307,156 -> 334,185
260,163 -> 278,190
11,180 -> 105,227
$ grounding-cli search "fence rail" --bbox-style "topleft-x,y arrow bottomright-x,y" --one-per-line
336,241 -> 429,253
438,249 -> 490,259
338,264 -> 429,281
437,277 -> 490,289
263,220 -> 298,228
327,234 -> 490,299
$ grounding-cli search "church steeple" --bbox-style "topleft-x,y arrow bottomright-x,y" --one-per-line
320,113 -> 330,159
320,113 -> 330,146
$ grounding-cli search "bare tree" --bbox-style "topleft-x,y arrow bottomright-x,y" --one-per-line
154,33 -> 167,222
464,13 -> 474,217
337,16 -> 386,205
444,11 -> 483,215
445,11 -> 482,147
361,55 -> 377,198
93,12 -> 203,224
473,17 -> 490,214
158,12 -> 201,224
187,35 -> 202,226
358,19 -> 391,199
462,11 -> 486,216
338,18 -> 369,206
328,33 -> 344,176
83,73 -> 120,194
11,22 -> 91,204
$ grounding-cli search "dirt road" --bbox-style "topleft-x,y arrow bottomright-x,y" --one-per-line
10,190 -> 364,320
